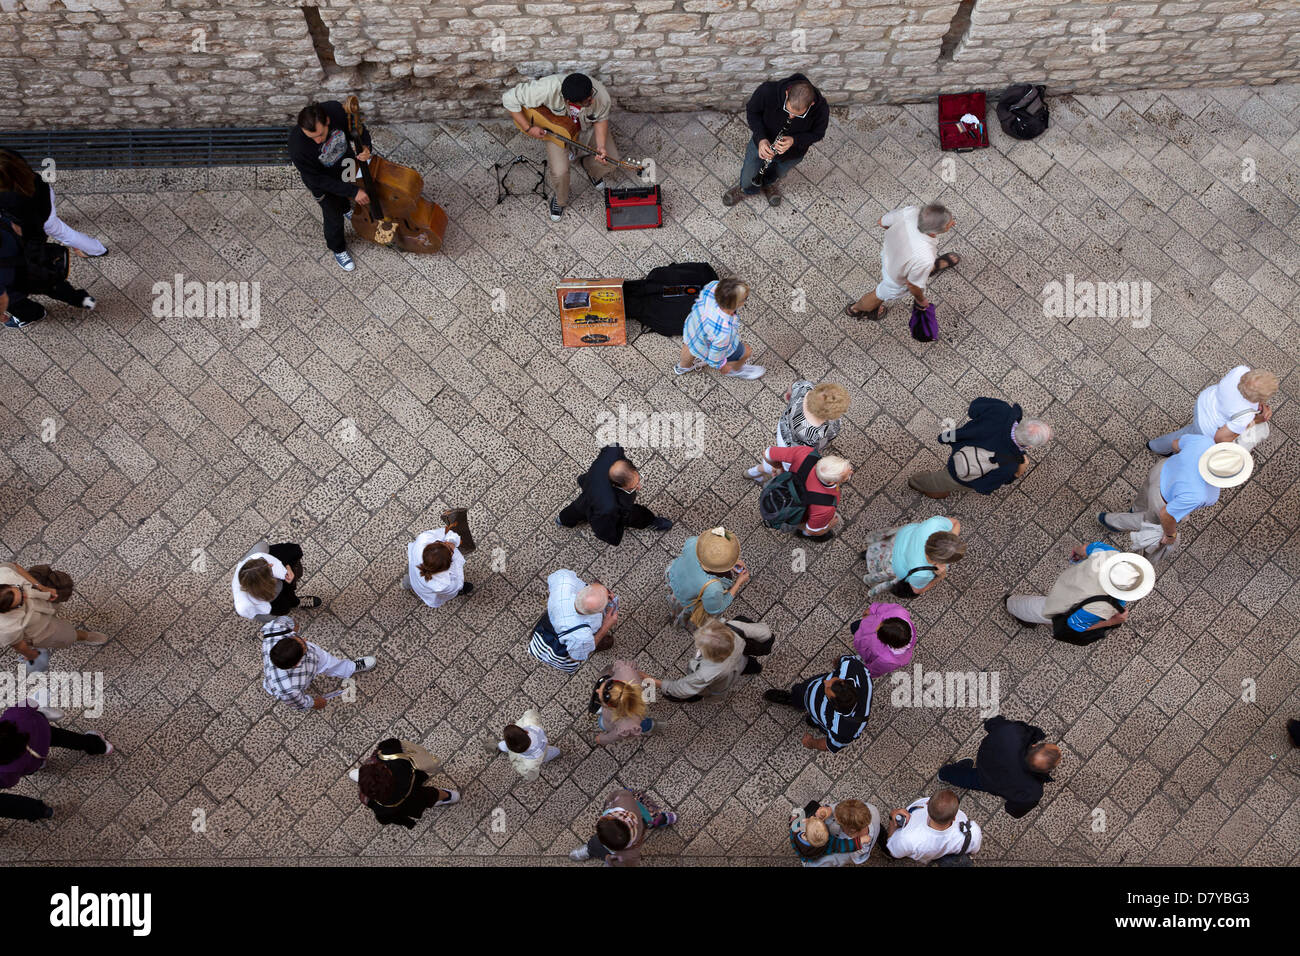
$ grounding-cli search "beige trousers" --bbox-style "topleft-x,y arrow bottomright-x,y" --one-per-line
545,131 -> 622,206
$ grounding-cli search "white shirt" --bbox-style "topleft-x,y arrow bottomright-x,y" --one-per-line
406,529 -> 465,608
232,552 -> 288,620
886,797 -> 982,863
1193,366 -> 1258,438
880,206 -> 938,290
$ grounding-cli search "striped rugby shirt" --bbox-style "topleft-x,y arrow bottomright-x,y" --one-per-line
803,655 -> 871,753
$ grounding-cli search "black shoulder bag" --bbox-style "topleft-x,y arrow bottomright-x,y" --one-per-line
891,565 -> 939,599
1050,594 -> 1124,646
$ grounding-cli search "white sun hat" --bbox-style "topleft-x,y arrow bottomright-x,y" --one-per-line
1098,551 -> 1156,602
1197,442 -> 1253,488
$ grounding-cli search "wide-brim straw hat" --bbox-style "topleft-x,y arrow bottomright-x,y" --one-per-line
1098,551 -> 1156,602
1197,442 -> 1253,488
696,526 -> 740,573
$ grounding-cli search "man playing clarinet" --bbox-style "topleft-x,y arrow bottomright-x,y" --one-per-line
722,75 -> 828,210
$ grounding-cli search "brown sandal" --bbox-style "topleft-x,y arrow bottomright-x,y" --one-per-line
845,302 -> 887,321
930,252 -> 961,276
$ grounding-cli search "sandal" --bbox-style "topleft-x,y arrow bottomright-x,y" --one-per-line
844,302 -> 887,321
930,252 -> 961,276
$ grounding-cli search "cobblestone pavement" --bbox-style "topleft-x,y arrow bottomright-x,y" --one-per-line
2,83 -> 1299,866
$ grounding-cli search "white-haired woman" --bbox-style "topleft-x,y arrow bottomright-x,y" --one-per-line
760,446 -> 851,539
1148,367 -> 1277,456
911,399 -> 1050,499
639,617 -> 774,702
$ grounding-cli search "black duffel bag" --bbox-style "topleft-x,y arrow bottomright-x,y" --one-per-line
623,262 -> 718,336
996,84 -> 1049,140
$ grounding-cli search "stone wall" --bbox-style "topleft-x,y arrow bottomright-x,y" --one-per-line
2,0 -> 1298,128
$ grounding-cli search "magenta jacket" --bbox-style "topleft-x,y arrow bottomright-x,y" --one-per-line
851,603 -> 916,677
0,705 -> 51,788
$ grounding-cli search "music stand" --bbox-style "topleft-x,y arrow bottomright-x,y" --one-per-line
495,155 -> 547,205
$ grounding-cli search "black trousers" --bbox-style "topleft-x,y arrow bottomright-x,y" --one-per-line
34,277 -> 90,307
267,542 -> 305,615
0,792 -> 48,821
317,193 -> 350,253
558,497 -> 657,530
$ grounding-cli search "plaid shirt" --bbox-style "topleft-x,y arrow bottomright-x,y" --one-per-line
261,618 -> 320,710
683,281 -> 740,369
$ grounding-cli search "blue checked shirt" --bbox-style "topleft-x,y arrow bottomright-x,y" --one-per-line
260,617 -> 321,710
683,281 -> 740,369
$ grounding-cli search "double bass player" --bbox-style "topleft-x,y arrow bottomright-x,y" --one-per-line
289,101 -> 372,272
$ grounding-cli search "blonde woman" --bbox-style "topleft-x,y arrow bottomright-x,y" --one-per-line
748,380 -> 851,482
640,617 -> 774,702
590,660 -> 657,746
404,528 -> 470,607
1148,367 -> 1278,455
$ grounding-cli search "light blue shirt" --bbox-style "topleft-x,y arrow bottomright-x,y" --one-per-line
545,570 -> 601,661
1160,434 -> 1220,522
667,536 -> 734,617
890,516 -> 955,590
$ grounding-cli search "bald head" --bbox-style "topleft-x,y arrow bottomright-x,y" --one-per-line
1027,742 -> 1062,773
575,583 -> 608,615
929,789 -> 960,825
609,459 -> 639,490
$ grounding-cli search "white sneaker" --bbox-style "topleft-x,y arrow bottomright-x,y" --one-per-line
81,295 -> 96,310
434,789 -> 460,807
725,364 -> 766,379
348,768 -> 360,783
497,741 -> 509,753
569,845 -> 590,861
672,360 -> 702,375
25,691 -> 63,722
353,655 -> 377,673
334,251 -> 355,271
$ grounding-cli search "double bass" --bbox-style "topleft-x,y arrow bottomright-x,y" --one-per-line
342,96 -> 448,254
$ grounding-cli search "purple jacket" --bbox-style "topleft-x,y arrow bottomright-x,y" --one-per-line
852,603 -> 916,677
0,705 -> 51,788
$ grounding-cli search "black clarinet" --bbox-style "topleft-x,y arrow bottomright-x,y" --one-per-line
750,118 -> 793,189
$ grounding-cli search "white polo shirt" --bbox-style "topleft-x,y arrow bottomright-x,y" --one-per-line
886,797 -> 982,863
1193,366 -> 1258,438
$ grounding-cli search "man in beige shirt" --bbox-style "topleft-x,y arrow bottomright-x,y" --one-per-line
502,71 -> 624,220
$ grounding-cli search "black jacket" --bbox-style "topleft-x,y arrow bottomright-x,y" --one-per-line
0,149 -> 51,236
573,445 -> 644,546
364,738 -> 442,828
976,716 -> 1052,818
745,74 -> 829,161
940,398 -> 1025,494
288,100 -> 371,200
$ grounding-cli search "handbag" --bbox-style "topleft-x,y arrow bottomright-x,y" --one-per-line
1050,594 -> 1125,645
909,301 -> 938,342
19,237 -> 70,292
683,581 -> 716,628
28,564 -> 73,603
891,565 -> 938,599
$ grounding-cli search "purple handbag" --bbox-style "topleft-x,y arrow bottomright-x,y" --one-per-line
909,301 -> 938,342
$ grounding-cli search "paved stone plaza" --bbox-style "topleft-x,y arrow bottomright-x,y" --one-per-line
2,83 -> 1299,866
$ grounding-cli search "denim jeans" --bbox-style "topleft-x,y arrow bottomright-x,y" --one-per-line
1147,422 -> 1196,456
739,138 -> 802,194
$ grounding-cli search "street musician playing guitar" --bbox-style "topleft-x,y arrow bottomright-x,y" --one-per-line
503,72 -> 638,222
290,100 -> 372,271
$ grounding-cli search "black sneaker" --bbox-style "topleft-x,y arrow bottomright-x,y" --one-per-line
763,689 -> 795,706
4,299 -> 46,328
650,516 -> 673,532
549,196 -> 564,221
742,657 -> 763,675
298,595 -> 323,609
458,581 -> 474,597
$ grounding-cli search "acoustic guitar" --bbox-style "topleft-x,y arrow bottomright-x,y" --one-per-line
522,105 -> 645,174
343,96 -> 448,254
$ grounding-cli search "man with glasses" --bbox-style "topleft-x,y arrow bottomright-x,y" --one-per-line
723,74 -> 828,208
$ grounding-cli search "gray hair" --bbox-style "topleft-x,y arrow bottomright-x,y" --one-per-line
1019,419 -> 1052,447
918,203 -> 951,233
815,455 -> 852,485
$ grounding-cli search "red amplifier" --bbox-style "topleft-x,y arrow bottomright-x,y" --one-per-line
605,185 -> 662,230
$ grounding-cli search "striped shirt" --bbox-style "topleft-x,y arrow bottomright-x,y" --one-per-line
777,380 -> 842,450
803,655 -> 871,753
682,281 -> 740,369
261,622 -> 322,711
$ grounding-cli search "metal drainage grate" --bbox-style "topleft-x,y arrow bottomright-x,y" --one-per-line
0,127 -> 290,169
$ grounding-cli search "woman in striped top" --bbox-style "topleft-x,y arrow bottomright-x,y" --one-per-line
748,380 -> 850,482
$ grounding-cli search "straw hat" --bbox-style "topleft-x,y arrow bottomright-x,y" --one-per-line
1097,551 -> 1155,602
695,527 -> 740,573
1197,442 -> 1253,488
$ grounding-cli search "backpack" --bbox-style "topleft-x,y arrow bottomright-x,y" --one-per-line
909,301 -> 938,342
1050,594 -> 1125,646
759,452 -> 836,530
996,84 -> 1049,140
623,262 -> 719,336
